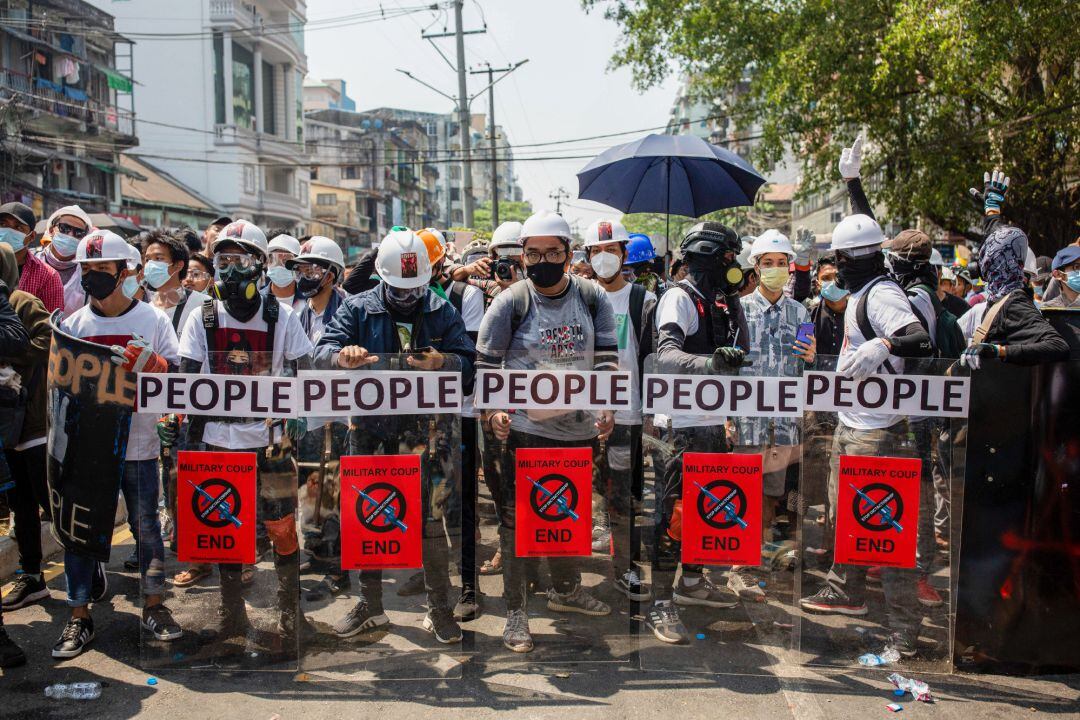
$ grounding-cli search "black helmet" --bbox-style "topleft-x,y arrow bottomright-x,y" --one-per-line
680,222 -> 742,258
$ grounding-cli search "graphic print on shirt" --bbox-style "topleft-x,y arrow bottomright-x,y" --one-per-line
614,313 -> 630,351
538,322 -> 584,363
210,328 -> 272,375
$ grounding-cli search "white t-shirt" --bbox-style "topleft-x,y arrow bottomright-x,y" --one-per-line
839,279 -> 919,430
606,282 -> 655,425
907,286 -> 937,346
456,282 -> 485,418
654,283 -> 724,428
960,301 -> 987,342
62,301 -> 180,461
160,289 -> 210,341
179,298 -> 313,449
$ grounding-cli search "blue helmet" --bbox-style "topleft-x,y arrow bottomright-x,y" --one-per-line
626,233 -> 656,264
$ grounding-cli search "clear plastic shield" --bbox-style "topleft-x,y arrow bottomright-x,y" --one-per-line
639,353 -> 802,674
296,357 -> 464,681
140,352 -> 301,671
795,355 -> 963,674
469,357 -> 636,669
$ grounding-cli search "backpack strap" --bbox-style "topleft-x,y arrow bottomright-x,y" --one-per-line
972,293 -> 1014,346
854,276 -> 890,343
170,291 -> 188,334
629,282 -> 646,344
201,298 -> 218,357
262,295 -> 279,353
448,280 -> 466,314
508,279 -> 532,334
570,274 -> 601,321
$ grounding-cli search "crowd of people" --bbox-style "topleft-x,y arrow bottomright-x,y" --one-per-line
0,137 -> 1074,669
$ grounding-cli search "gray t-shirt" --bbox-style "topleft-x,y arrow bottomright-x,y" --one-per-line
477,278 -> 617,441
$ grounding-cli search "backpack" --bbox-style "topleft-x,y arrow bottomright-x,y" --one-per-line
907,283 -> 965,359
447,280 -> 467,315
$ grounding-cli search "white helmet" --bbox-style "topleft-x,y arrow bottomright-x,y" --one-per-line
490,221 -> 524,253
940,265 -> 957,281
520,211 -> 572,242
930,248 -> 944,267
211,219 -> 268,259
75,229 -> 131,264
583,218 -> 630,248
267,233 -> 301,256
287,236 -> 345,275
736,238 -> 756,270
1024,245 -> 1037,275
748,229 -> 795,263
830,213 -> 884,253
376,227 -> 432,289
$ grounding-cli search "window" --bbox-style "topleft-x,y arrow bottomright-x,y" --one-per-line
317,193 -> 337,206
213,33 -> 225,124
243,164 -> 256,194
344,165 -> 358,180
830,208 -> 844,224
232,43 -> 255,129
299,180 -> 308,206
265,167 -> 293,195
261,60 -> 275,135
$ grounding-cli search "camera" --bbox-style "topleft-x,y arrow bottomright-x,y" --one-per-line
494,256 -> 519,281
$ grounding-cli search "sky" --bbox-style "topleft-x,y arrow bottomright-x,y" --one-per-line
304,0 -> 681,230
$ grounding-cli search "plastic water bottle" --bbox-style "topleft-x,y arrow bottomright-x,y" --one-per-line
44,682 -> 102,700
857,647 -> 901,666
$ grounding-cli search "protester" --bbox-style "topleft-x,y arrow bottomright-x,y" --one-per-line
669,257 -> 688,283
810,254 -> 848,357
265,232 -> 303,308
53,230 -> 181,658
0,202 -> 64,314
569,240 -> 595,280
202,215 -> 232,254
626,233 -> 662,294
1039,246 -> 1080,309
314,227 -> 474,645
937,265 -> 971,318
735,236 -> 758,298
476,210 -> 617,653
35,205 -> 93,316
584,218 -> 657,602
183,253 -> 213,294
342,248 -> 379,295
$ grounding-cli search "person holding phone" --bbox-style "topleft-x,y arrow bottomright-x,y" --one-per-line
728,230 -> 815,601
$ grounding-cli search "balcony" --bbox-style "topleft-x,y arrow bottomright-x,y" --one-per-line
1,68 -> 136,141
214,124 -> 301,160
209,0 -> 256,27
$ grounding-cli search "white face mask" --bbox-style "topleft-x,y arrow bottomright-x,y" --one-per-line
590,251 -> 622,280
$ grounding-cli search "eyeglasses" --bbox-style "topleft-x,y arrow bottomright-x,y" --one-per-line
293,263 -> 328,281
54,222 -> 88,239
186,270 -> 210,281
212,253 -> 256,271
523,249 -> 567,265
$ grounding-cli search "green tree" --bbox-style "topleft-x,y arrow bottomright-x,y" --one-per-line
473,200 -> 534,231
623,200 -> 775,250
585,0 -> 1080,254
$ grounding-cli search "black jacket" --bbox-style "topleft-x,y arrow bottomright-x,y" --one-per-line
980,290 -> 1069,365
0,281 -> 30,358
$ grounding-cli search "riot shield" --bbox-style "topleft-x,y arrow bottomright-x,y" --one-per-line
638,353 -> 802,674
469,357 -> 636,670
138,352 -> 301,672
296,356 -> 465,681
794,356 -> 965,674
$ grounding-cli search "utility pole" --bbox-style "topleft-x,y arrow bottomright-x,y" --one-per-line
550,187 -> 570,214
470,60 -> 528,230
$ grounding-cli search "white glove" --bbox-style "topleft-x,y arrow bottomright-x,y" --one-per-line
837,338 -> 890,381
838,132 -> 864,180
793,227 -> 817,267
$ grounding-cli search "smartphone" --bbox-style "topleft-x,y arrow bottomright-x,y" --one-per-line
796,322 -> 815,346
410,346 -> 435,358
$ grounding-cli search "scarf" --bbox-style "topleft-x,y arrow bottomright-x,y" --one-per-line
979,226 -> 1027,303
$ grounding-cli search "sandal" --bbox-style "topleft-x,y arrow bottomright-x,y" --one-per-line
479,549 -> 503,576
241,564 -> 256,586
172,564 -> 212,588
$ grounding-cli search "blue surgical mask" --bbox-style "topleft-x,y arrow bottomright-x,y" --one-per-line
122,274 -> 141,299
266,265 -> 294,288
143,260 -> 173,290
0,227 -> 26,251
1066,270 -> 1080,293
820,280 -> 850,303
50,232 -> 80,257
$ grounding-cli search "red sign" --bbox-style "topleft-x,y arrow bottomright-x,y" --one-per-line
681,452 -> 762,566
340,454 -> 423,570
834,455 -> 921,568
515,447 -> 592,557
176,451 -> 257,564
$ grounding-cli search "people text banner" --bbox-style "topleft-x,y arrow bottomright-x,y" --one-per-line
176,451 -> 257,564
804,371 -> 969,417
681,452 -> 763,566
340,454 -> 423,570
298,370 -> 461,416
136,370 -> 463,417
643,374 -> 804,417
834,455 -> 921,568
474,369 -> 632,410
46,315 -> 135,563
515,447 -> 593,557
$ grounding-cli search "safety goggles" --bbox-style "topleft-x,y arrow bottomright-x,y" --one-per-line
292,263 -> 328,281
186,270 -> 210,281
212,253 -> 256,271
268,250 -> 294,267
54,222 -> 88,239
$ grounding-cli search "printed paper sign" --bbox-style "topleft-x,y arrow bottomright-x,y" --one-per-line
340,454 -> 423,570
834,455 -> 922,568
515,447 -> 593,557
475,369 -> 632,410
644,375 -> 804,417
298,370 -> 461,416
176,451 -> 257,564
681,453 -> 763,566
804,372 -> 969,417
138,374 -> 295,418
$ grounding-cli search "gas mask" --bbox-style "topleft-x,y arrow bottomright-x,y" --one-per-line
213,262 -> 263,321
384,284 -> 425,315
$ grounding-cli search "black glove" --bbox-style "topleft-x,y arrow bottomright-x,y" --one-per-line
709,346 -> 746,373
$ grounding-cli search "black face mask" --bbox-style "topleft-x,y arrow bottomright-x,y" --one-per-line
835,252 -> 886,292
214,265 -> 262,321
687,253 -> 743,297
886,255 -> 937,290
296,275 -> 324,299
81,269 -> 121,301
384,284 -> 425,316
526,261 -> 565,289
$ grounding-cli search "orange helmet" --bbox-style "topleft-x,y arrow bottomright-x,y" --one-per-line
417,227 -> 447,266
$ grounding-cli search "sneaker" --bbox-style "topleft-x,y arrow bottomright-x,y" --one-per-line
52,616 -> 94,659
866,566 -> 882,584
453,588 -> 482,622
673,575 -> 738,609
917,576 -> 944,607
422,607 -> 463,644
396,570 -> 426,597
883,631 -> 918,659
123,547 -> 139,572
90,562 -> 108,603
546,584 -> 611,616
0,627 -> 27,668
645,600 -> 689,644
332,601 -> 389,638
325,573 -> 351,596
502,608 -> 533,653
2,574 -> 49,611
142,603 -> 183,641
727,567 -> 766,603
591,529 -> 611,554
615,568 -> 651,602
800,585 -> 868,616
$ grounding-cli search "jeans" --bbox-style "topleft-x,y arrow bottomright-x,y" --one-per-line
910,420 -> 939,575
65,460 -> 166,607
7,444 -> 49,575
